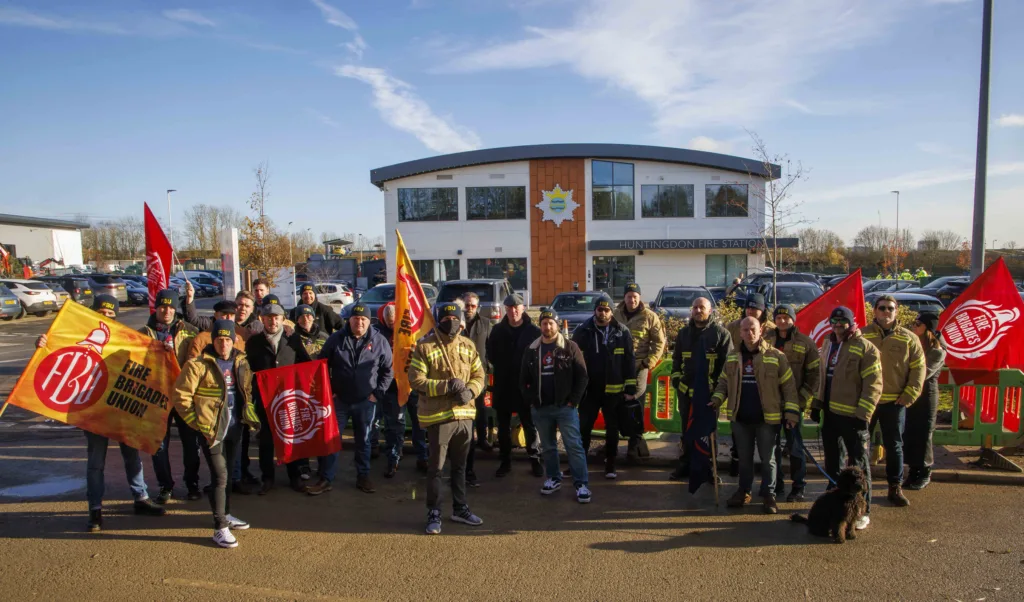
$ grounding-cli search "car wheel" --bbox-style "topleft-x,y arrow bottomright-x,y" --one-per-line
15,306 -> 25,320
34,312 -> 49,318
1,315 -> 11,321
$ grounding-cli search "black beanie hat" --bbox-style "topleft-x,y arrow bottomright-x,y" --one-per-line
773,303 -> 797,320
539,307 -> 559,325
594,294 -> 613,311
435,302 -> 462,322
154,288 -> 178,311
624,283 -> 641,295
746,293 -> 766,312
92,294 -> 119,317
212,319 -> 236,340
299,283 -> 315,294
213,299 -> 238,314
917,311 -> 940,334
830,306 -> 856,324
349,303 -> 371,319
295,304 -> 315,318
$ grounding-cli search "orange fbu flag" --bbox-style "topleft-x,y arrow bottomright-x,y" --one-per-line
394,229 -> 435,406
7,301 -> 180,454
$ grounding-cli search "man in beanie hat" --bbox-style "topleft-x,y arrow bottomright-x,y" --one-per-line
522,308 -> 591,502
142,287 -> 202,503
293,304 -> 329,359
187,300 -> 245,361
308,303 -> 393,495
244,293 -> 313,495
288,283 -> 343,335
724,292 -> 775,475
172,318 -> 261,548
612,282 -> 665,462
811,305 -> 882,530
486,293 -> 543,477
766,303 -> 821,502
36,295 -> 166,532
573,293 -> 637,479
182,283 -> 263,341
409,301 -> 486,534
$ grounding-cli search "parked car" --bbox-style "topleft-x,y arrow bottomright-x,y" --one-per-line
903,275 -> 966,297
546,292 -> 607,333
435,279 -> 514,324
300,282 -> 355,307
0,279 -> 60,316
84,274 -> 128,303
823,274 -> 851,290
341,283 -> 439,325
757,281 -> 824,309
177,272 -> 223,295
33,275 -> 94,306
126,282 -> 149,306
119,274 -> 146,285
864,292 -> 945,316
650,286 -> 716,320
733,272 -> 822,306
935,278 -> 971,307
45,283 -> 70,308
0,284 -> 22,320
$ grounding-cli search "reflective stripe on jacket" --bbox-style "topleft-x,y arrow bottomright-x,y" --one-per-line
571,316 -> 637,396
711,339 -> 799,424
861,322 -> 927,406
812,332 -> 883,421
171,348 -> 259,445
408,330 -> 486,427
765,328 -> 821,411
671,320 -> 732,396
613,302 -> 666,369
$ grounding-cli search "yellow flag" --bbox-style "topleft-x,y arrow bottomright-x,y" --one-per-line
6,301 -> 180,454
394,229 -> 435,406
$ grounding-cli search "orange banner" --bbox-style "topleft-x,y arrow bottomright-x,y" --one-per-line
394,229 -> 435,406
6,301 -> 180,454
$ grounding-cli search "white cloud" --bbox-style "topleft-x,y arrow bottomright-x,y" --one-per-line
0,6 -> 127,34
915,141 -> 972,162
335,65 -> 481,154
441,0 -> 902,133
784,97 -> 880,116
310,0 -> 357,30
996,113 -> 1024,128
805,161 -> 1024,202
305,108 -> 341,129
162,9 -> 216,28
689,136 -> 733,153
344,33 -> 368,59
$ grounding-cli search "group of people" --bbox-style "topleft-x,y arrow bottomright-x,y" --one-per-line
37,276 -> 946,545
875,267 -> 929,280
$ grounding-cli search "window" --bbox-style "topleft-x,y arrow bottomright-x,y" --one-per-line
641,185 -> 694,218
398,188 -> 459,222
592,256 -> 635,299
466,187 -> 526,220
705,184 -> 748,217
467,257 -> 528,290
592,160 -> 634,220
705,254 -> 748,288
411,259 -> 460,286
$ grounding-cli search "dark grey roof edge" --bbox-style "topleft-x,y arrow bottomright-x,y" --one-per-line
370,143 -> 781,187
0,214 -> 91,230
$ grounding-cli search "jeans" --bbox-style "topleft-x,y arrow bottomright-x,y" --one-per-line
533,404 -> 589,488
870,403 -> 907,485
202,427 -> 240,530
822,411 -> 872,513
904,391 -> 939,469
732,421 -> 780,497
579,393 -> 621,461
85,430 -> 148,510
380,390 -> 405,467
774,423 -> 807,492
427,420 -> 472,512
368,401 -> 382,452
497,404 -> 540,462
406,393 -> 428,462
152,409 -> 202,492
318,397 -> 375,482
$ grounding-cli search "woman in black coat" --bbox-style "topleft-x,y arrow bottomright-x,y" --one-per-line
903,312 -> 946,491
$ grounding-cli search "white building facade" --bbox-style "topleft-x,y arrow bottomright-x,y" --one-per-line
372,144 -> 791,306
0,214 -> 87,268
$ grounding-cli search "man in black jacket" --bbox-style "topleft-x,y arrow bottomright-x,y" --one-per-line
288,283 -> 344,335
486,294 -> 543,477
520,308 -> 591,502
244,294 -> 313,495
669,296 -> 732,479
462,292 -> 493,452
572,294 -> 636,479
182,284 -> 263,341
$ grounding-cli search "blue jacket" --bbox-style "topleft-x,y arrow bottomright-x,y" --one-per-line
321,325 -> 394,405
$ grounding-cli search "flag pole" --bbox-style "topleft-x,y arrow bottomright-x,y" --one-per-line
0,400 -> 10,420
710,430 -> 720,507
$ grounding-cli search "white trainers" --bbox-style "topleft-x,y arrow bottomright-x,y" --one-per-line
576,484 -> 592,504
213,528 -> 238,548
226,515 -> 249,530
540,478 -> 562,495
855,515 -> 870,530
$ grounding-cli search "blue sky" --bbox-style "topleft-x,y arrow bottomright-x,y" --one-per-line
1,0 -> 1022,248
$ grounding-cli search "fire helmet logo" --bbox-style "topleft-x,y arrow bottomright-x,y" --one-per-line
810,318 -> 832,347
942,300 -> 1020,360
270,389 -> 332,444
33,322 -> 111,414
397,264 -> 426,331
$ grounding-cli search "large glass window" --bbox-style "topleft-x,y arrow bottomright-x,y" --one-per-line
705,254 -> 749,288
592,255 -> 635,300
411,259 -> 460,286
705,184 -> 748,217
641,184 -> 695,218
592,160 -> 634,220
398,188 -> 459,222
466,187 -> 526,220
468,257 -> 528,290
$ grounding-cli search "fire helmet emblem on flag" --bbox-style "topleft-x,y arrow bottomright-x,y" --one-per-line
809,318 -> 833,347
942,300 -> 1020,360
269,388 -> 332,445
33,322 -> 111,414
397,263 -> 425,331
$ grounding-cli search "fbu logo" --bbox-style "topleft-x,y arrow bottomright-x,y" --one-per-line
32,323 -> 111,414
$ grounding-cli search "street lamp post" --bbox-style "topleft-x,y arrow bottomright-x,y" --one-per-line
287,221 -> 295,307
971,0 -> 993,279
891,190 -> 900,273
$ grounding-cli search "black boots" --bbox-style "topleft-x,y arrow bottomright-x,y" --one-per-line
904,467 -> 932,490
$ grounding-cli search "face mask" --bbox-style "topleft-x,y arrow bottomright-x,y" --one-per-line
440,320 -> 461,336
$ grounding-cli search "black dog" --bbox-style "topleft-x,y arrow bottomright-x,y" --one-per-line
791,467 -> 868,544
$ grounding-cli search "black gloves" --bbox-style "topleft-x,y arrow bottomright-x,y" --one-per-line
458,389 -> 475,405
447,378 -> 466,395
810,408 -> 821,424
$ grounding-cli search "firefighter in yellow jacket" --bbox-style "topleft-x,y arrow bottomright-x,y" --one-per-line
710,317 -> 799,514
408,302 -> 486,535
862,294 -> 926,508
612,282 -> 666,460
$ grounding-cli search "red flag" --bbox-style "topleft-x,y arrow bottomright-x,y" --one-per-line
796,269 -> 867,348
939,257 -> 1024,383
255,360 -> 340,464
144,203 -> 173,313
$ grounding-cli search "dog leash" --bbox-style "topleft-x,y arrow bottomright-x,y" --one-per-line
788,425 -> 837,488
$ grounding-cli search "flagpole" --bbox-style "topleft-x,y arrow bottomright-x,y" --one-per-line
710,430 -> 720,507
0,400 -> 10,420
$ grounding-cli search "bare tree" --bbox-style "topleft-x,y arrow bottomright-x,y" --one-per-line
1006,240 -> 1018,250
919,229 -> 965,251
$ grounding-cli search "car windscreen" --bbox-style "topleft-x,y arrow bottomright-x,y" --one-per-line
91,275 -> 125,284
658,290 -> 710,307
438,283 -> 493,303
905,301 -> 944,314
551,294 -> 601,311
0,284 -> 12,295
359,286 -> 395,303
775,286 -> 822,305
25,282 -> 52,291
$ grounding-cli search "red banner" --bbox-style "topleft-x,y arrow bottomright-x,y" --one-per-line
939,258 -> 1024,383
144,203 -> 172,313
796,269 -> 867,348
255,360 -> 340,464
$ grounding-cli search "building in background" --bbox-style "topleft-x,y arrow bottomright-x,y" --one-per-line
0,214 -> 88,270
372,144 -> 792,305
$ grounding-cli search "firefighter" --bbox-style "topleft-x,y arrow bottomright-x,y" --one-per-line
612,283 -> 665,461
